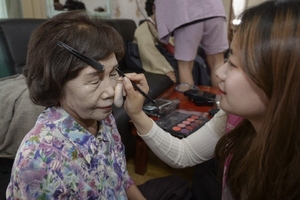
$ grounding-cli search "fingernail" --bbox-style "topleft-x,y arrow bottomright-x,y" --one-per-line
124,76 -> 130,83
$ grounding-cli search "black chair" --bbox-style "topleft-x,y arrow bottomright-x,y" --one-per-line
0,18 -> 46,78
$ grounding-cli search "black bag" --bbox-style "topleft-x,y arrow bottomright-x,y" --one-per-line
124,41 -> 144,72
193,55 -> 211,86
125,41 -> 211,86
156,43 -> 211,86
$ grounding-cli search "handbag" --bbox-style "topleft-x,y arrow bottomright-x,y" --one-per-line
124,41 -> 145,72
156,43 -> 211,86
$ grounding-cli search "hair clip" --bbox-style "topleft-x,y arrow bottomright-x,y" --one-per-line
57,41 -> 104,72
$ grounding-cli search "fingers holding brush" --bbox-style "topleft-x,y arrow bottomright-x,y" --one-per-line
123,73 -> 150,115
123,73 -> 149,98
114,77 -> 124,108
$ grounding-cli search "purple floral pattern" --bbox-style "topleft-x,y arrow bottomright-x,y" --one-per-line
6,107 -> 134,199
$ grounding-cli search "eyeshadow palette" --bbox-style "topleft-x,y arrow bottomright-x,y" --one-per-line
155,110 -> 209,138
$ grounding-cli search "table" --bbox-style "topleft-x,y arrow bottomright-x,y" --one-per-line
130,84 -> 219,175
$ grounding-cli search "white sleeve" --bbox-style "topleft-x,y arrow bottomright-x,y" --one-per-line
138,110 -> 227,168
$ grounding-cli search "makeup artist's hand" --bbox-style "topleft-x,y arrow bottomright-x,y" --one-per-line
123,73 -> 154,136
122,73 -> 149,116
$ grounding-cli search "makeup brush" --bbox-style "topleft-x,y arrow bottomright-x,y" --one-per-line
116,68 -> 155,104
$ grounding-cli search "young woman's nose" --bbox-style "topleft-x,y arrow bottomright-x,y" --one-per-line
215,62 -> 227,82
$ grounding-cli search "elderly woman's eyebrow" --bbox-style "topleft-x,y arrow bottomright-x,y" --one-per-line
102,64 -> 119,70
83,71 -> 100,79
101,64 -> 120,74
83,63 -> 119,79
113,64 -> 119,70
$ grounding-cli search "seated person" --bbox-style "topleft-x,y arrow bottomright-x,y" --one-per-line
122,1 -> 300,198
133,0 -> 176,83
63,0 -> 86,10
5,10 -> 191,199
0,75 -> 45,199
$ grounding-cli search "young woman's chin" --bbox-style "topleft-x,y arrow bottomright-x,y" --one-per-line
219,98 -> 236,116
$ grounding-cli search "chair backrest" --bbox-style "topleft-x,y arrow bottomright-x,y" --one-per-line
103,19 -> 137,70
0,18 -> 137,78
104,19 -> 136,42
0,19 -> 46,78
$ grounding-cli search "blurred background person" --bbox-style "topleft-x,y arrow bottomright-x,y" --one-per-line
155,0 -> 228,90
63,0 -> 86,10
134,0 -> 211,86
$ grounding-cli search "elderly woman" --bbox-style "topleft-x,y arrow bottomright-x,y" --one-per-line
5,10 -> 143,199
6,10 -> 192,199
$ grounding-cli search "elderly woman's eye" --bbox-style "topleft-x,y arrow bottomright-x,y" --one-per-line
92,81 -> 100,84
110,70 -> 119,79
110,72 -> 118,77
90,78 -> 100,84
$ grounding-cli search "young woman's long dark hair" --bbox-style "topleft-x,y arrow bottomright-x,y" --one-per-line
216,1 -> 300,199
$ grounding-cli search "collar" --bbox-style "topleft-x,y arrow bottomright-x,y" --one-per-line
47,107 -> 110,164
147,17 -> 156,25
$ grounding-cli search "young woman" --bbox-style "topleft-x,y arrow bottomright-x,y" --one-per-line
123,1 -> 300,199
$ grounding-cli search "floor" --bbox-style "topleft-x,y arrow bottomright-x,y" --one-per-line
126,149 -> 195,186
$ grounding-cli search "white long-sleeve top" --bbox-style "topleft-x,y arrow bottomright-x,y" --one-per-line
138,110 -> 227,168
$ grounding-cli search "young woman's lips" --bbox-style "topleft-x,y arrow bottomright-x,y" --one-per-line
219,89 -> 226,95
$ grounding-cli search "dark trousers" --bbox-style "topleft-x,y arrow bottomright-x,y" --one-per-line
191,158 -> 222,200
0,158 -> 14,200
138,175 -> 192,200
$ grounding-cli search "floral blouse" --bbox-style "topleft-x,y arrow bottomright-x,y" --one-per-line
6,107 -> 134,199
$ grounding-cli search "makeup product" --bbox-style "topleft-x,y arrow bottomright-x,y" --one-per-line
155,110 -> 209,138
183,89 -> 215,106
143,98 -> 180,117
57,41 -> 104,72
115,68 -> 155,104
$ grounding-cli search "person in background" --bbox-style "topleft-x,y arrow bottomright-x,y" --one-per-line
122,0 -> 300,199
134,0 -> 176,83
0,75 -> 45,200
6,10 -> 191,199
154,0 -> 228,90
63,0 -> 86,10
53,0 -> 64,10
134,0 -> 211,86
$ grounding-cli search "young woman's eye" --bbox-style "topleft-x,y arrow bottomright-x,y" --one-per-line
227,60 -> 236,68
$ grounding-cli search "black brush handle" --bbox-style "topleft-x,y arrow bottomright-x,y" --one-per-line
116,68 -> 155,104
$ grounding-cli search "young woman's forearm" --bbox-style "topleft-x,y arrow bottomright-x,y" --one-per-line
138,110 -> 227,168
128,111 -> 154,135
